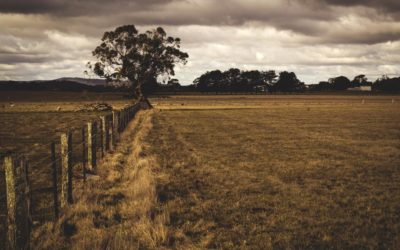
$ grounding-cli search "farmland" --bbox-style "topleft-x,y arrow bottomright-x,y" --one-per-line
1,93 -> 400,249
146,95 -> 400,248
0,91 -> 133,249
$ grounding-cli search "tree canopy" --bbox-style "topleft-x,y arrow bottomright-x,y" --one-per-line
193,68 -> 278,92
271,71 -> 305,92
329,76 -> 351,90
88,25 -> 188,99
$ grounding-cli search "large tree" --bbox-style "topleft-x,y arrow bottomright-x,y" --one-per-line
89,25 -> 188,99
273,71 -> 304,92
329,76 -> 351,90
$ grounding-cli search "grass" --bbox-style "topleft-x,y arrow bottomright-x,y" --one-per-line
31,110 -> 170,249
145,95 -> 400,249
0,91 -> 133,249
1,93 -> 400,249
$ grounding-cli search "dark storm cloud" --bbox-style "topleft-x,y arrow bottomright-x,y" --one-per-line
0,0 -> 399,82
0,0 -> 177,16
321,0 -> 400,12
0,0 -> 399,44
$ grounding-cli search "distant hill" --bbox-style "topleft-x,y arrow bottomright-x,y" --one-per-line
55,77 -> 107,86
0,78 -> 130,92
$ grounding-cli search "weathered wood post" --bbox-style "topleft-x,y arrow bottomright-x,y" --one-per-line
120,109 -> 125,131
5,156 -> 31,250
111,111 -> 119,145
60,131 -> 73,208
5,156 -> 17,250
99,119 -> 104,158
107,114 -> 113,151
100,116 -> 109,155
81,127 -> 87,181
87,121 -> 97,172
50,142 -> 59,218
123,108 -> 127,129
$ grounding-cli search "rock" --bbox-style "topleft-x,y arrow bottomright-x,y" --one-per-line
56,106 -> 61,111
76,103 -> 113,112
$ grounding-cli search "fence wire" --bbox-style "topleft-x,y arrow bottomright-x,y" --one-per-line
0,103 -> 142,247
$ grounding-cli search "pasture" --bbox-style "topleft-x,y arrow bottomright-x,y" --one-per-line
0,91 -> 133,249
147,95 -> 400,249
1,93 -> 399,249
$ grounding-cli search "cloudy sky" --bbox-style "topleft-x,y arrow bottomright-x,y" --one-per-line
0,0 -> 399,84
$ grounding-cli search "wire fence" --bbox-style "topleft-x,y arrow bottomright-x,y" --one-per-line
0,101 -> 147,250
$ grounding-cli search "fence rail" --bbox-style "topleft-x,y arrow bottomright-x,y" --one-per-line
0,101 -> 147,250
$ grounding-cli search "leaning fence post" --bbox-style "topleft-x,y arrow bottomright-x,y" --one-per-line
60,131 -> 73,208
87,121 -> 97,172
51,142 -> 59,218
5,156 -> 30,250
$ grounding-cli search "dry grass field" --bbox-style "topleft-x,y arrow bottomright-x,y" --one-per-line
1,93 -> 400,249
145,95 -> 400,249
0,91 -> 133,249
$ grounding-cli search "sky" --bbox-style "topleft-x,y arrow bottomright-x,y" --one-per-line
0,0 -> 399,85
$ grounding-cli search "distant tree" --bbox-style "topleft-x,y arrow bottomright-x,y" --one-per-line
351,74 -> 370,87
167,78 -> 181,87
261,70 -> 278,92
241,70 -> 263,91
194,69 -> 277,93
373,75 -> 400,92
194,70 -> 225,93
223,68 -> 241,92
273,71 -> 305,92
167,78 -> 181,93
88,25 -> 188,100
329,76 -> 351,90
318,81 -> 331,91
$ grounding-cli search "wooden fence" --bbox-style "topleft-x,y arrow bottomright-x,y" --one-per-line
0,102 -> 146,250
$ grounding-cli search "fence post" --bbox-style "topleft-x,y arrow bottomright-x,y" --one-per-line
82,127 -> 87,182
5,156 -> 30,250
60,131 -> 73,208
107,114 -> 113,151
50,142 -> 59,218
111,111 -> 118,146
99,119 -> 103,158
100,116 -> 109,156
120,109 -> 124,131
87,121 -> 97,172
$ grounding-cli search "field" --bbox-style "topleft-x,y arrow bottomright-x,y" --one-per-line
146,95 -> 400,249
0,91 -> 133,249
1,93 -> 400,249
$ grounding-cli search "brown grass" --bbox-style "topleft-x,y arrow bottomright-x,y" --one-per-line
2,94 -> 400,249
145,95 -> 400,249
31,109 -> 171,249
0,92 -> 133,249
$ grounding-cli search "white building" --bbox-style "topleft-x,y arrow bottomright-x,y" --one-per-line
348,86 -> 372,91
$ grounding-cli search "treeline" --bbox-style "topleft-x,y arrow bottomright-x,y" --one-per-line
185,69 -> 400,93
192,69 -> 304,93
309,75 -> 400,92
